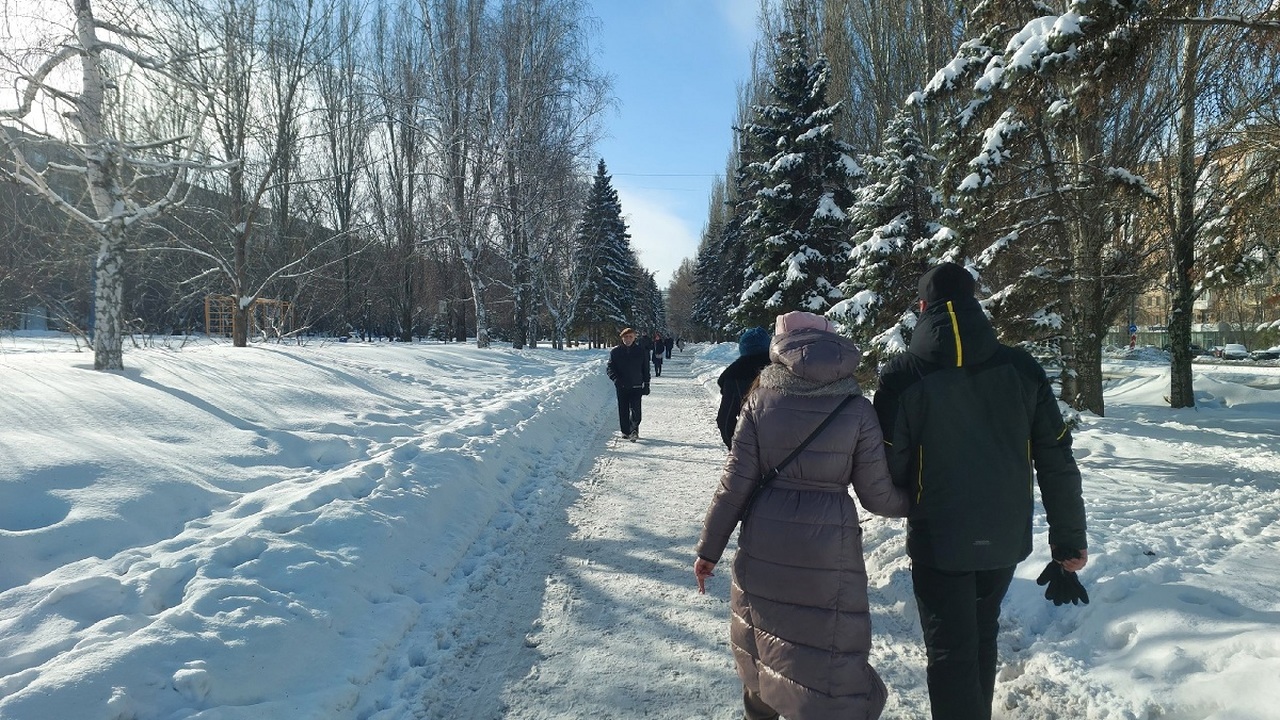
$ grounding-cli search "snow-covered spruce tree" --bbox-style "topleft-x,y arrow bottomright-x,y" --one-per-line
732,26 -> 862,329
914,0 -> 1152,415
573,159 -> 637,345
692,167 -> 754,339
830,110 -> 956,376
632,270 -> 664,336
690,195 -> 730,339
695,82 -> 769,341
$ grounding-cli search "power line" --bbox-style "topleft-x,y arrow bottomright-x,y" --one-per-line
611,172 -> 721,178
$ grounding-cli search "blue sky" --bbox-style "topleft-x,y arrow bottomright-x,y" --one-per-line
587,1 -> 759,288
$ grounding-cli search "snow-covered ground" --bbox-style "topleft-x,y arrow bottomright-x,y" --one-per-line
1,332 -> 1277,719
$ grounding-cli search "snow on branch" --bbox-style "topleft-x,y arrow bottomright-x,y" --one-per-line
1104,166 -> 1157,198
960,110 -> 1024,191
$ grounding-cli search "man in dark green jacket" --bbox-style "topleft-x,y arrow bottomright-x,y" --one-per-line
873,262 -> 1088,720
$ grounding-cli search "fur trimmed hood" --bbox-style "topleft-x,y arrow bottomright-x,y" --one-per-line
761,328 -> 864,397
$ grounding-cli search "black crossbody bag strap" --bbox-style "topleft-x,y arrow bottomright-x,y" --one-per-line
740,393 -> 857,525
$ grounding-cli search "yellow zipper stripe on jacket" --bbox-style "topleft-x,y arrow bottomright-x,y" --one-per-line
946,300 -> 963,367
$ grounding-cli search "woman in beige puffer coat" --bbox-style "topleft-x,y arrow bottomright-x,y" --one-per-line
695,311 -> 910,720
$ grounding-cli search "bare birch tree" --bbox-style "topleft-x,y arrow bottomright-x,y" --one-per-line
491,0 -> 608,349
421,0 -> 498,347
0,0 -> 221,369
368,0 -> 428,341
313,0 -> 373,336
160,0 -> 338,347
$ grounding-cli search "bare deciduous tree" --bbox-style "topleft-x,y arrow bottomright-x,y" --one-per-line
1,0 -> 222,369
491,0 -> 608,349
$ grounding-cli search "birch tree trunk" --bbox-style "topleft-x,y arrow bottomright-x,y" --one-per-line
425,0 -> 494,348
72,0 -> 127,369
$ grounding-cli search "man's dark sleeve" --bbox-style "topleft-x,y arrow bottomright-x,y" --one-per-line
871,374 -> 899,448
873,361 -> 912,489
1027,365 -> 1087,552
715,390 -> 738,448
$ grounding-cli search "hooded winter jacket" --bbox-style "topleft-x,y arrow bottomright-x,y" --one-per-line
697,328 -> 910,720
872,296 -> 1087,571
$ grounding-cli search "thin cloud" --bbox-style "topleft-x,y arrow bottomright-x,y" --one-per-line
616,184 -> 699,288
711,0 -> 760,52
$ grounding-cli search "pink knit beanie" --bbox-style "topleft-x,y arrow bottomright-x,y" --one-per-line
774,311 -> 833,335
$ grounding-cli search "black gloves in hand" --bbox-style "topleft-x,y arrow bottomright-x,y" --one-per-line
642,384 -> 650,396
1036,561 -> 1090,606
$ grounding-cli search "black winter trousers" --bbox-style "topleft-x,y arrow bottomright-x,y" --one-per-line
912,563 -> 1016,720
614,386 -> 644,434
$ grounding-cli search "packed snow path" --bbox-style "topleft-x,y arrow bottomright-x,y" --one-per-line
403,350 -> 933,719
497,351 -> 745,719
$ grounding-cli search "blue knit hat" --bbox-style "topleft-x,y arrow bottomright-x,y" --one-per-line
738,326 -> 770,356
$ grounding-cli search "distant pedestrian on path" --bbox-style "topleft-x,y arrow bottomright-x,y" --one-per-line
606,327 -> 649,441
694,310 -> 910,720
873,262 -> 1088,720
651,333 -> 665,377
715,326 -> 771,448
663,335 -> 675,359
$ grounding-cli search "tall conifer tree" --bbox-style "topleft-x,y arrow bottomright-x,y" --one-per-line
832,111 -> 955,370
732,26 -> 863,329
916,0 -> 1150,414
573,159 -> 636,341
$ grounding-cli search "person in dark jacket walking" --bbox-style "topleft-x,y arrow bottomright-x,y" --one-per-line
663,335 -> 675,359
715,326 -> 772,448
637,331 -> 654,359
695,311 -> 910,720
873,262 -> 1089,720
607,327 -> 650,441
651,333 -> 665,377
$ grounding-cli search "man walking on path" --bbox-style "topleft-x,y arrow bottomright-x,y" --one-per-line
652,333 -> 665,377
873,262 -> 1089,720
607,327 -> 650,441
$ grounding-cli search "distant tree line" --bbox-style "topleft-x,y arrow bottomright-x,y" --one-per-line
681,0 -> 1280,414
1,0 -> 669,366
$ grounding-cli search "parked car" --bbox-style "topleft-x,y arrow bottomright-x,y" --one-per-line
1221,343 -> 1249,360
1250,345 -> 1280,361
1165,343 -> 1214,358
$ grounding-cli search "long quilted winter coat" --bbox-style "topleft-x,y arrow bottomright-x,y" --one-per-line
696,328 -> 909,720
